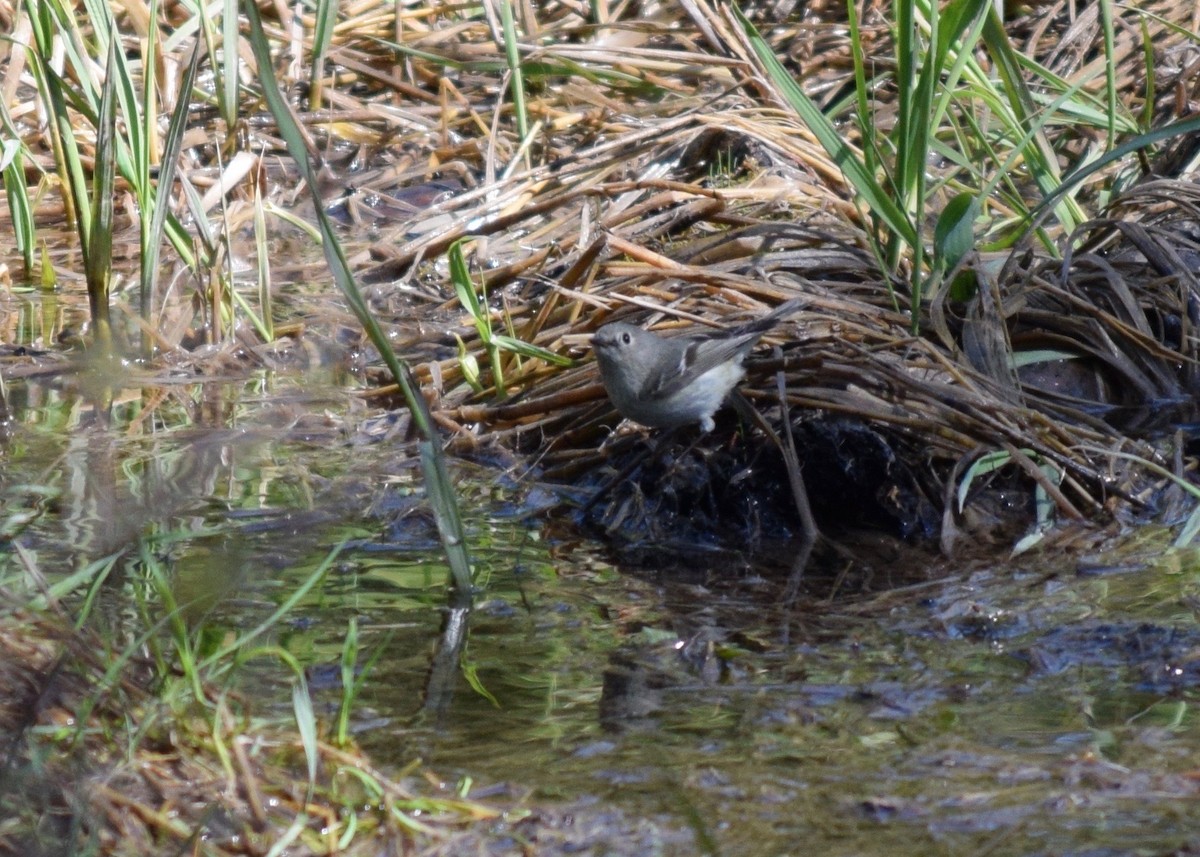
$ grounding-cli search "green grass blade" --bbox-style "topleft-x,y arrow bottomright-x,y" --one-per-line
419,439 -> 473,599
958,449 -> 1015,512
0,140 -> 34,274
448,239 -> 506,394
87,34 -> 118,345
221,0 -> 240,127
310,0 -> 337,110
732,5 -> 917,250
449,239 -> 488,328
927,0 -> 992,144
243,0 -> 474,596
980,6 -> 1082,232
845,0 -> 878,217
490,335 -> 573,366
893,0 -> 932,307
80,0 -> 114,57
1139,18 -> 1156,134
254,178 -> 274,341
1098,0 -> 1117,150
200,542 -> 344,668
499,0 -> 529,143
334,617 -> 360,746
292,677 -> 319,783
891,0 -> 921,219
26,0 -> 89,242
104,13 -> 147,183
142,40 -> 202,328
136,0 -> 161,333
1030,112 -> 1200,227
1177,503 -> 1200,547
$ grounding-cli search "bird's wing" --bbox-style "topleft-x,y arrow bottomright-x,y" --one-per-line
637,298 -> 805,399
641,332 -> 756,399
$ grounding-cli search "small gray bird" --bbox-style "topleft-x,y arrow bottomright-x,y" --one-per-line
592,298 -> 804,432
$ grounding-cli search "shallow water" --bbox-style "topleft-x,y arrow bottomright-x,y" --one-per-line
3,341 -> 1200,856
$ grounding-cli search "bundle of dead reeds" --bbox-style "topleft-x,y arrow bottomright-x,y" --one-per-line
3,0 -> 1200,545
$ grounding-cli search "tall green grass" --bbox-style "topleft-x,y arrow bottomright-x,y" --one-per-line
14,0 -> 476,596
22,0 -> 201,351
732,0 -> 1190,331
16,0 -> 288,354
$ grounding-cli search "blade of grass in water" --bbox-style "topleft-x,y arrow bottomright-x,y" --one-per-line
0,140 -> 34,275
86,36 -> 118,351
254,171 -> 274,342
335,617 -> 361,747
141,40 -> 202,338
200,541 -> 346,668
242,1 -> 474,598
25,0 -> 87,237
26,0 -> 198,331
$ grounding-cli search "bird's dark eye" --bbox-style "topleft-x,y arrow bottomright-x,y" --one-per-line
620,332 -> 632,345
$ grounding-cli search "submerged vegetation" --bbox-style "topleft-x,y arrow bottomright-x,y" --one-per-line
4,0 -> 1200,852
